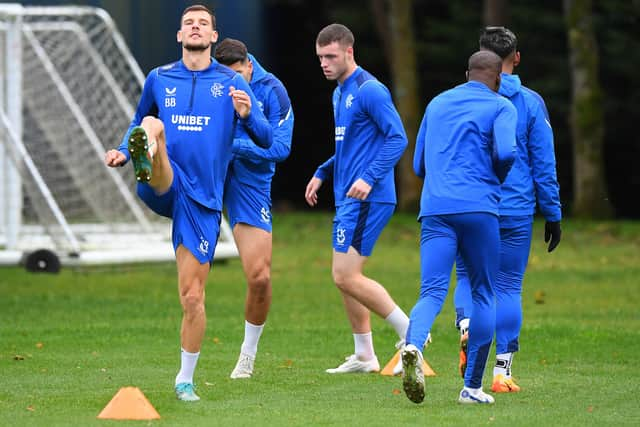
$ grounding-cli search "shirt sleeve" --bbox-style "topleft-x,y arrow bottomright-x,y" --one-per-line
413,108 -> 428,179
117,71 -> 159,163
359,82 -> 408,186
528,97 -> 562,221
492,99 -> 517,183
234,74 -> 273,149
232,84 -> 293,162
314,155 -> 334,181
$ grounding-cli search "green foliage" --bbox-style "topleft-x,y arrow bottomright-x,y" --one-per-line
1,213 -> 639,426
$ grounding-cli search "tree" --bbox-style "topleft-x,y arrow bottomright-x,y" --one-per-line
483,0 -> 509,26
371,0 -> 422,211
564,0 -> 612,218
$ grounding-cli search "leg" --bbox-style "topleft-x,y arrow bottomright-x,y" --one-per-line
454,253 -> 472,328
325,249 -> 382,372
454,252 -> 472,378
495,216 -> 532,355
326,203 -> 407,373
402,215 -> 457,404
234,223 -> 272,326
132,116 -> 174,193
173,245 -> 210,401
332,247 -> 397,320
230,223 -> 272,379
176,244 -> 210,353
453,252 -> 472,377
406,216 -> 457,350
457,213 -> 499,391
492,216 -> 532,392
164,173 -> 220,401
332,202 -> 408,331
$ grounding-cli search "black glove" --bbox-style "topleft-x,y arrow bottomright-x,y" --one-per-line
544,221 -> 562,253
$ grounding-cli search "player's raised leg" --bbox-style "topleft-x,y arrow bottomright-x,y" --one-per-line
128,116 -> 173,193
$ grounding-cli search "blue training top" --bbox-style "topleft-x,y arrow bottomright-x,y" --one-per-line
314,66 -> 408,206
118,58 -> 272,211
497,73 -> 562,221
414,80 -> 517,219
226,54 -> 294,194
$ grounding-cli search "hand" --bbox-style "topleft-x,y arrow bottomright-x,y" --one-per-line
229,86 -> 251,119
305,176 -> 323,207
346,178 -> 372,201
104,149 -> 126,167
544,221 -> 561,252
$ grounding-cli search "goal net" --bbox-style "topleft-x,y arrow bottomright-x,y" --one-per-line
0,5 -> 237,269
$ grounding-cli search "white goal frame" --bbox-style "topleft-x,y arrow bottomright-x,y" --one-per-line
0,4 -> 238,269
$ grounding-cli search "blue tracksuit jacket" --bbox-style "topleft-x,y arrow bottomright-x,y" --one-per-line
227,54 -> 294,193
118,58 -> 272,211
314,66 -> 408,206
414,80 -> 517,218
497,73 -> 561,221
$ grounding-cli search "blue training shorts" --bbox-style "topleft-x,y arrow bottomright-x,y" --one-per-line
224,176 -> 272,233
136,164 -> 221,265
332,201 -> 395,257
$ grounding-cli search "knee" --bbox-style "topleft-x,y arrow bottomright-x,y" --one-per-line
180,288 -> 204,315
248,266 -> 271,296
332,266 -> 355,291
141,116 -> 165,138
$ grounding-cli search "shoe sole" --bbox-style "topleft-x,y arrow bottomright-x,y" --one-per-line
128,126 -> 152,182
402,351 -> 425,404
458,389 -> 494,404
176,394 -> 200,402
459,396 -> 494,404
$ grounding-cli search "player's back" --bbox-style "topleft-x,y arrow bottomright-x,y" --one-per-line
419,80 -> 511,217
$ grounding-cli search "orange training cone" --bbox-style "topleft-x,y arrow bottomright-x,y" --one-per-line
380,350 -> 436,376
97,387 -> 161,420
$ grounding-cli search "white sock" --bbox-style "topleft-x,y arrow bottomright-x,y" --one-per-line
175,348 -> 200,385
463,386 -> 482,394
494,352 -> 513,377
240,320 -> 264,358
353,332 -> 375,361
147,140 -> 156,159
384,305 -> 410,340
459,318 -> 470,334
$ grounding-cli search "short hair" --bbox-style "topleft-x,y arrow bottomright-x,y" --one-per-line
316,23 -> 354,48
468,50 -> 502,75
181,4 -> 216,30
479,26 -> 517,59
214,38 -> 248,65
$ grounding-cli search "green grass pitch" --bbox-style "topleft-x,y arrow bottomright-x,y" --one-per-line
1,213 -> 639,426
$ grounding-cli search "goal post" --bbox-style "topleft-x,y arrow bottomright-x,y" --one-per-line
0,4 -> 238,270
